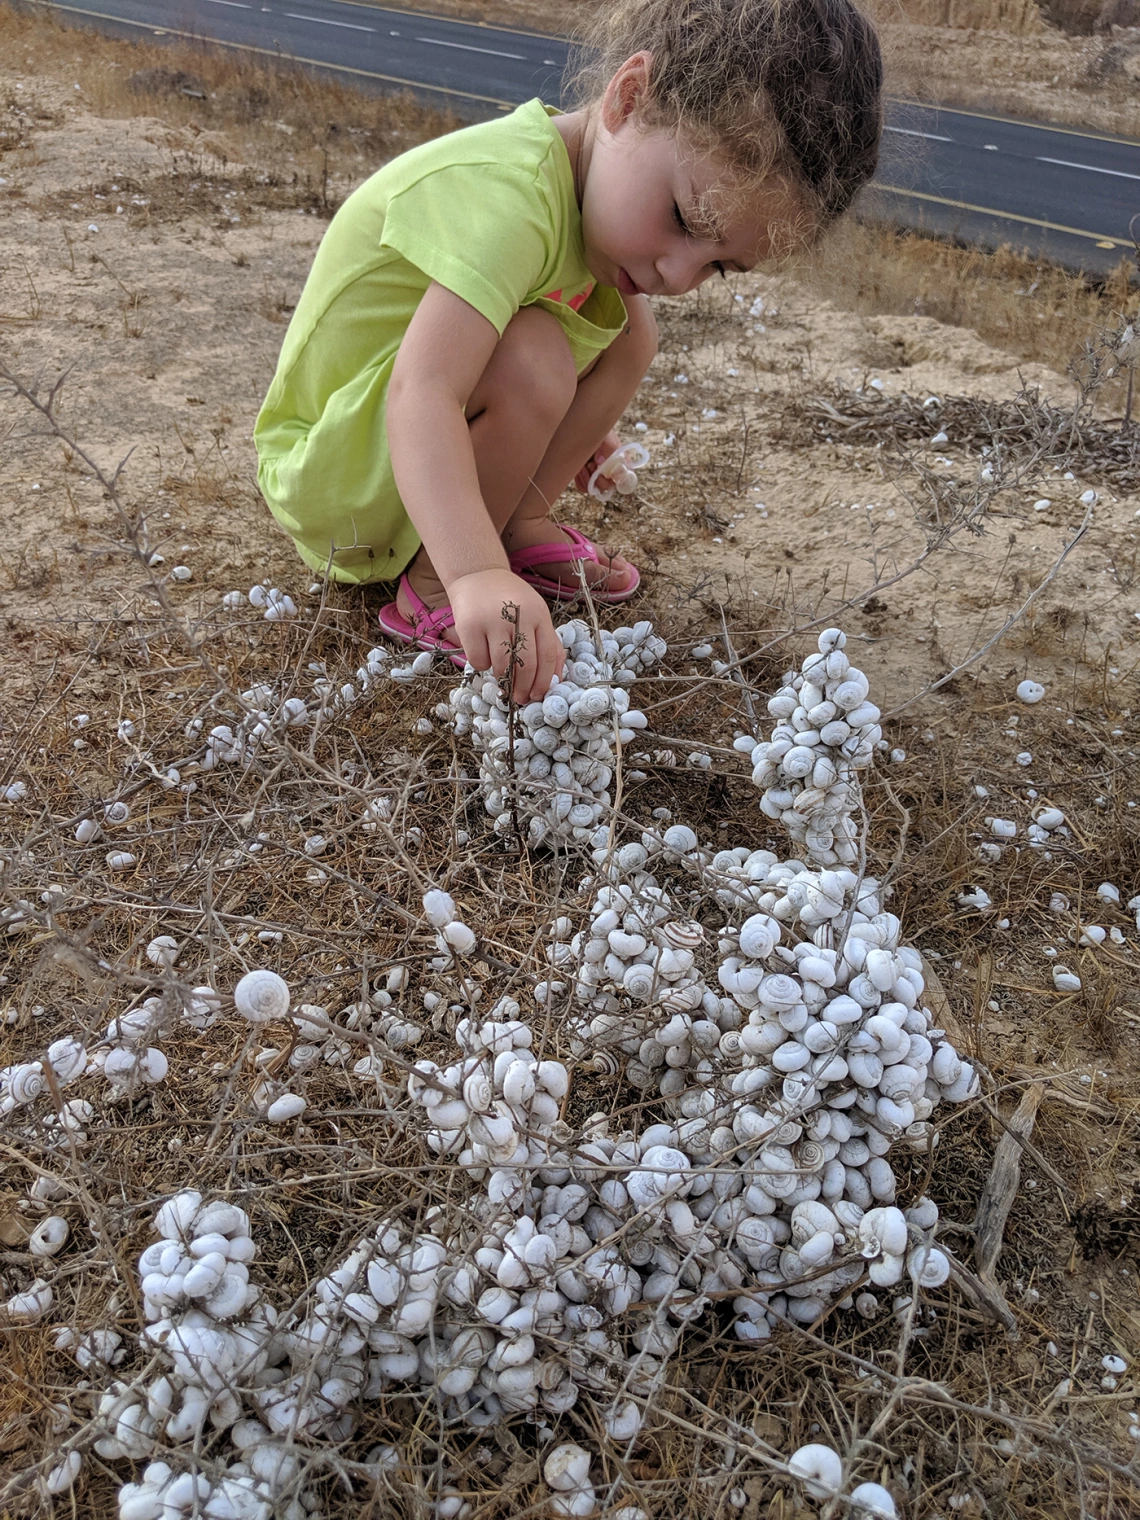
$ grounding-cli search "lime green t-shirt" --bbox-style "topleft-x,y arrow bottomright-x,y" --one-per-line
254,99 -> 628,586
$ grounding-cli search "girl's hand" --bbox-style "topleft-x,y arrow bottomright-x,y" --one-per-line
574,431 -> 623,495
449,569 -> 566,702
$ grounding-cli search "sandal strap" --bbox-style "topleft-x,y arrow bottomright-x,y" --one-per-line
508,524 -> 603,573
399,573 -> 458,639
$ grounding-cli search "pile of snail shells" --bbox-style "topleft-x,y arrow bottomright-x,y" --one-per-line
87,997 -> 171,1099
541,855 -> 976,1326
93,1190 -> 284,1503
448,618 -> 658,848
69,621 -> 980,1507
3,1024 -> 153,1127
746,628 -> 881,865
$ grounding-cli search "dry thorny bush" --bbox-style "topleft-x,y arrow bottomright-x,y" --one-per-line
2,253 -> 1140,1520
776,309 -> 1140,498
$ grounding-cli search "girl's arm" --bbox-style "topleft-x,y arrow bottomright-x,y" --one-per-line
387,281 -> 565,701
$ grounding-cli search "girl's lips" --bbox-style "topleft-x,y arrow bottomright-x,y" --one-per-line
616,267 -> 642,297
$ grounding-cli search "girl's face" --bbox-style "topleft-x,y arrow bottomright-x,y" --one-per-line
574,54 -> 810,299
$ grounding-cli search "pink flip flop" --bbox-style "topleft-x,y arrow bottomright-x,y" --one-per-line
377,574 -> 468,670
508,524 -> 640,604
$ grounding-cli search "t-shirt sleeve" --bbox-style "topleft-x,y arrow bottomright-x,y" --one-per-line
379,161 -> 555,336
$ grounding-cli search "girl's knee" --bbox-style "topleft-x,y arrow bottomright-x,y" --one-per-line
487,307 -> 577,427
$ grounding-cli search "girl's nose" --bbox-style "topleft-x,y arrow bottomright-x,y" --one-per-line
656,249 -> 716,297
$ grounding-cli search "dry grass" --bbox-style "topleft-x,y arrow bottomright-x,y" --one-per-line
1,0 -> 457,188
795,218 -> 1139,383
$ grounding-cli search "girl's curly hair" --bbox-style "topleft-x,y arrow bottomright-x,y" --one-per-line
572,0 -> 883,230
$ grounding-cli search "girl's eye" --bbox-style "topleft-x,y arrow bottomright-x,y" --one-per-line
675,203 -> 726,276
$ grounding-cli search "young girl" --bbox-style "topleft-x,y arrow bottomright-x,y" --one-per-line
254,0 -> 882,701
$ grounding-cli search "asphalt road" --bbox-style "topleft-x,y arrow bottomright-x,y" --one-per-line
33,0 -> 1140,275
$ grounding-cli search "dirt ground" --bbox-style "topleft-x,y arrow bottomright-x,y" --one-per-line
3,17 -> 1140,1520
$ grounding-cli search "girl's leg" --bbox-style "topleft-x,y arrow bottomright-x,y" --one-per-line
502,297 -> 657,581
400,304 -> 579,613
401,298 -> 656,613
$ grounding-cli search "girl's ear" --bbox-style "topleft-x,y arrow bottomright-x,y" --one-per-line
601,51 -> 652,132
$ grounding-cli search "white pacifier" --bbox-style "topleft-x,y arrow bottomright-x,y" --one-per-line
586,440 -> 651,503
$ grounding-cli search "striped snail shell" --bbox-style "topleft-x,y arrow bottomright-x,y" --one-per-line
587,1051 -> 619,1075
660,919 -> 704,950
7,1063 -> 46,1105
659,983 -> 704,1013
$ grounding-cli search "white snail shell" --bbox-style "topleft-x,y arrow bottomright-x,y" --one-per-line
145,935 -> 179,968
265,1093 -> 306,1123
29,1216 -> 69,1257
907,1244 -> 950,1288
622,964 -> 657,1002
423,889 -> 457,927
234,970 -> 291,1023
788,1443 -> 843,1500
544,1444 -> 593,1493
463,1069 -> 494,1112
4,1278 -> 53,1322
739,913 -> 780,959
46,1038 -> 87,1084
43,1451 -> 82,1496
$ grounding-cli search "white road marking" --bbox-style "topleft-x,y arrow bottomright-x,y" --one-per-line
284,12 -> 376,30
206,1 -> 252,8
884,125 -> 952,142
415,35 -> 525,60
1038,155 -> 1140,182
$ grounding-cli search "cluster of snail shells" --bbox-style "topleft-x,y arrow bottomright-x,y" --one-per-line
254,1216 -> 465,1440
556,882 -> 731,1086
92,1192 -> 272,1473
117,1457 -> 296,1520
747,629 -> 881,865
395,1010 -> 654,1430
407,1006 -> 568,1163
192,651 -> 394,774
88,998 -> 170,1097
448,618 -> 657,847
544,859 -> 975,1331
1,1034 -> 84,1115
